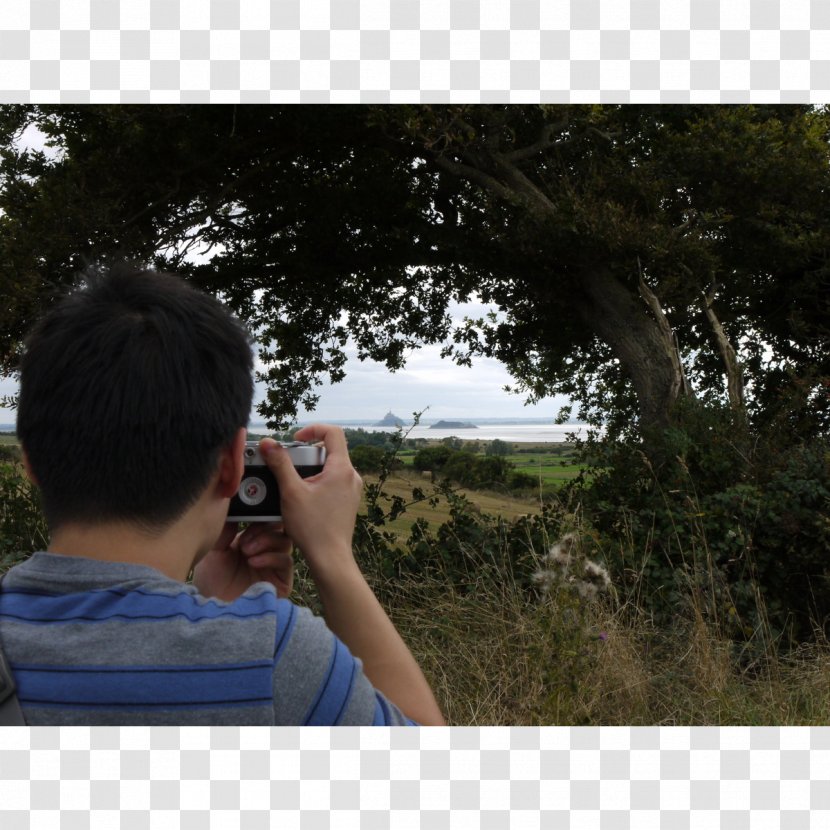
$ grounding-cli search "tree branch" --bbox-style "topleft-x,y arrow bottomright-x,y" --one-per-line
503,119 -> 571,163
701,285 -> 745,412
431,153 -> 515,202
637,263 -> 694,400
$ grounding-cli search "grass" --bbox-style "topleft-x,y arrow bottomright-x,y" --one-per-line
360,469 -> 544,543
392,440 -> 584,494
361,549 -> 830,726
504,451 -> 585,487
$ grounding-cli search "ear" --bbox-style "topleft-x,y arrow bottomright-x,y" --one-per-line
21,447 -> 39,486
215,427 -> 247,499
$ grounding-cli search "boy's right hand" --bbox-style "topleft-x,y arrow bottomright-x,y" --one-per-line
259,425 -> 363,573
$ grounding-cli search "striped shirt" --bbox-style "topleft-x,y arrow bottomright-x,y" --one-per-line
0,552 -> 415,726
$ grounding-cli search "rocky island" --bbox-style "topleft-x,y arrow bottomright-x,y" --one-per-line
429,420 -> 478,429
373,411 -> 405,427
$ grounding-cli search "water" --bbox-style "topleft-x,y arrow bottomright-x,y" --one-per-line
2,421 -> 588,444
252,420 -> 588,444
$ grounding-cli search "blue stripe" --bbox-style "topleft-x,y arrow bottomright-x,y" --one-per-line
372,695 -> 418,726
0,587 -> 276,625
273,600 -> 296,666
332,660 -> 357,726
372,694 -> 387,726
13,662 -> 274,707
302,638 -> 356,726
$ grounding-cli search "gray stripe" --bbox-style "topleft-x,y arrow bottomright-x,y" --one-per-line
0,616 -> 277,666
23,705 -> 273,726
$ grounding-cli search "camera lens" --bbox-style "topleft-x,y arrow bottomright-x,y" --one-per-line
244,448 -> 255,459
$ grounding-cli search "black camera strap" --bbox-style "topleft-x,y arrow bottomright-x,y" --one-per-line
0,569 -> 27,726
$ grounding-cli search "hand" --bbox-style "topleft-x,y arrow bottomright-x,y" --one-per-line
260,425 -> 363,576
193,521 -> 295,602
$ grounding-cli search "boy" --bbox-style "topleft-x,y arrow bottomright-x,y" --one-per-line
0,265 -> 444,726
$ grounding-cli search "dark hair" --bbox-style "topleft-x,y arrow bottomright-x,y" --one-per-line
17,264 -> 254,532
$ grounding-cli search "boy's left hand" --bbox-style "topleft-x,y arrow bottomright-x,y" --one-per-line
193,522 -> 295,602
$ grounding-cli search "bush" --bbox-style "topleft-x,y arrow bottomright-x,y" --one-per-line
0,445 -> 21,463
1,461 -> 48,569
344,428 -> 396,449
485,439 -> 511,457
569,402 -> 830,643
412,445 -> 454,472
349,444 -> 388,473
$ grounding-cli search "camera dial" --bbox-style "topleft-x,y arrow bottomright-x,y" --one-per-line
238,476 -> 267,506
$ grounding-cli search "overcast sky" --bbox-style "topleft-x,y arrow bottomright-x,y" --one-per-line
0,298 -> 567,426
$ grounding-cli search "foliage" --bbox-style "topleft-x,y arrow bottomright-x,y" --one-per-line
485,438 -> 511,457
0,461 -> 47,569
412,445 -> 454,472
1,105 -> 827,445
0,444 -> 21,462
343,428 -> 397,449
567,403 -> 830,643
348,444 -> 387,474
440,436 -> 464,450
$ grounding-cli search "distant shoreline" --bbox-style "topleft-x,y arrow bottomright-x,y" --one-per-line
252,418 -> 583,428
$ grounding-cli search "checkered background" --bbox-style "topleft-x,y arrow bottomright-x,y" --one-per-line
0,0 -> 827,102
0,727 -> 828,826
2,0 -> 830,825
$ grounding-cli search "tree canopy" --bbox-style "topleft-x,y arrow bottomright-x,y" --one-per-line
1,105 -> 828,443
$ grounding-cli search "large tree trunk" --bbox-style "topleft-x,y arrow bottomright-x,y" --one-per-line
575,268 -> 688,452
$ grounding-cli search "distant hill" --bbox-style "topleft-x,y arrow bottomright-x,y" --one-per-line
430,420 -> 478,429
373,411 -> 405,427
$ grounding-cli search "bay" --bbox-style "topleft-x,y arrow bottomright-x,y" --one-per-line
252,420 -> 588,444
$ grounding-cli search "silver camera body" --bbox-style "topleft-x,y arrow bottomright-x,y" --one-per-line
227,440 -> 326,522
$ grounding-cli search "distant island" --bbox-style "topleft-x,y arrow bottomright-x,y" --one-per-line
430,420 -> 478,429
373,411 -> 405,427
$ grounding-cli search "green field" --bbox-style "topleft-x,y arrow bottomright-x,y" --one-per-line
504,452 -> 585,487
395,442 -> 584,489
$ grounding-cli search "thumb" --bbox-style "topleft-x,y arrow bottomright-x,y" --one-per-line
259,439 -> 303,494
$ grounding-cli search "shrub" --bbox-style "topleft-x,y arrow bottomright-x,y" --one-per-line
412,445 -> 454,472
0,444 -> 21,463
569,402 -> 830,643
485,439 -> 511,457
349,444 -> 387,473
1,461 -> 48,569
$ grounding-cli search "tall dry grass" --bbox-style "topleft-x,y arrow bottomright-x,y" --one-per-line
359,538 -> 830,726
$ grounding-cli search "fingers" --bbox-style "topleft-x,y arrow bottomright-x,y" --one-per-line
238,524 -> 292,557
255,425 -> 362,559
292,424 -> 349,459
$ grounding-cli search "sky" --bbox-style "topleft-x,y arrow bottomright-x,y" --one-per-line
0,297 -> 568,427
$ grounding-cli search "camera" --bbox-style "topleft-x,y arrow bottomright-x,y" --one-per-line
227,440 -> 326,522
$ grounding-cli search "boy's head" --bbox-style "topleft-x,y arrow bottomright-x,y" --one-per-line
17,264 -> 255,533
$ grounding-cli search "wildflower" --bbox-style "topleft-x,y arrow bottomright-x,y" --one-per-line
545,532 -> 578,568
597,632 -> 608,641
532,569 -> 557,594
582,560 -> 611,588
575,581 -> 599,601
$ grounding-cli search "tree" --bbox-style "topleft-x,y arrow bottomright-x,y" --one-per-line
412,445 -> 454,472
1,105 -> 828,453
348,444 -> 386,474
485,439 -> 511,457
